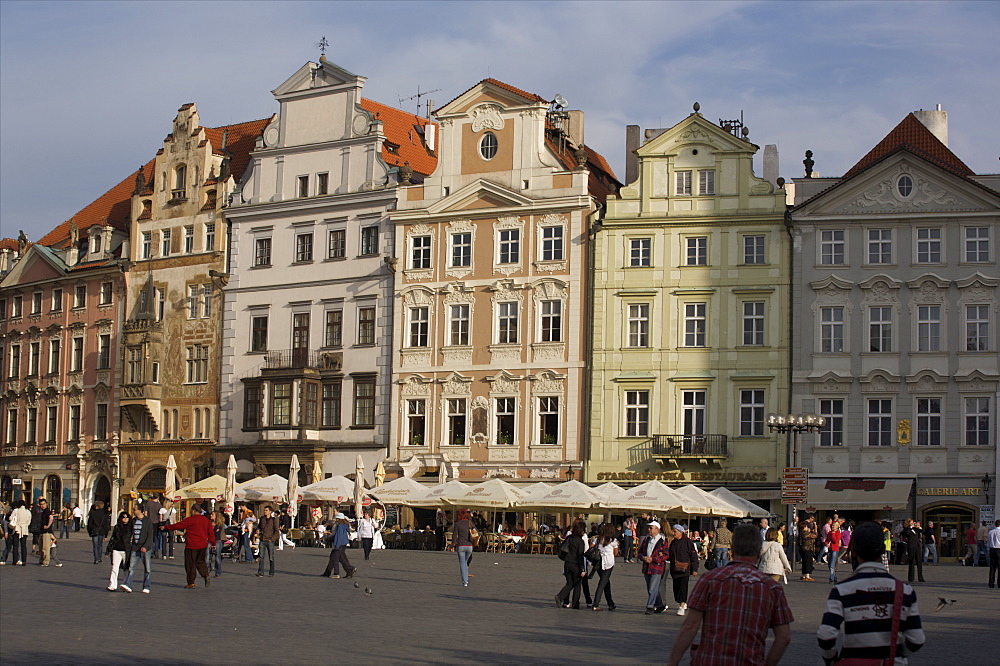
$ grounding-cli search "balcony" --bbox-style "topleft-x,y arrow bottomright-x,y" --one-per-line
262,349 -> 342,372
123,319 -> 163,333
651,434 -> 728,462
121,383 -> 163,401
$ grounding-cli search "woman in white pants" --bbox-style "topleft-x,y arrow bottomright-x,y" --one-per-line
106,512 -> 132,591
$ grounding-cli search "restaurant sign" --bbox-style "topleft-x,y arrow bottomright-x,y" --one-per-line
596,471 -> 768,482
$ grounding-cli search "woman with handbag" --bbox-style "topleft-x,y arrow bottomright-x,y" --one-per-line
452,509 -> 477,586
759,527 -> 792,582
105,511 -> 132,591
590,523 -> 618,611
667,524 -> 699,616
555,520 -> 588,608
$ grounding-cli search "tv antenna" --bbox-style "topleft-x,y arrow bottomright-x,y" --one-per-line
398,85 -> 442,116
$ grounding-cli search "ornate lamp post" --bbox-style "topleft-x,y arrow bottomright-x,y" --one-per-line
981,473 -> 993,505
767,412 -> 826,561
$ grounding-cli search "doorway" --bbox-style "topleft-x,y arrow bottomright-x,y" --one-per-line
923,505 -> 974,559
94,476 -> 112,509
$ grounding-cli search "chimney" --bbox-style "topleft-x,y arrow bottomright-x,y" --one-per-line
566,110 -> 585,151
763,145 -> 779,187
913,104 -> 948,146
625,125 -> 640,185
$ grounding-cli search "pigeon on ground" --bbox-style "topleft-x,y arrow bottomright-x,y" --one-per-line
354,582 -> 360,588
934,598 -> 957,612
365,586 -> 373,596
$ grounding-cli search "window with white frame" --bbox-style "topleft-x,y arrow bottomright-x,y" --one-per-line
28,342 -> 40,375
965,397 -> 990,446
126,346 -> 142,384
155,288 -> 165,322
254,237 -> 271,266
539,300 -> 562,342
916,397 -> 941,446
450,304 -> 470,346
71,337 -> 83,372
184,226 -> 194,253
497,302 -> 518,344
100,282 -> 113,305
867,229 -> 892,264
271,382 -> 292,426
317,173 -> 329,195
8,344 -> 20,378
205,223 -> 215,252
820,307 -> 844,353
31,292 -> 42,314
324,310 -> 342,348
297,175 -> 309,198
498,229 -> 519,264
322,380 -> 341,427
360,226 -> 379,255
187,286 -> 198,319
161,229 -> 172,257
917,305 -> 941,351
328,229 -> 346,259
69,404 -> 81,441
411,235 -> 431,269
820,230 -> 845,265
406,399 -> 426,446
629,238 -> 651,267
48,339 -> 60,374
966,304 -> 989,351
296,232 -> 314,262
742,301 -> 765,346
869,306 -> 892,353
627,303 -> 650,348
538,396 -> 559,444
739,389 -> 764,437
408,307 -> 429,347
95,403 -> 108,440
97,334 -> 111,369
447,398 -> 467,446
5,409 -> 16,444
480,132 -> 498,160
916,228 -> 941,263
624,390 -> 649,437
250,315 -> 269,352
495,397 -> 515,445
682,390 -> 706,442
141,232 -> 152,259
684,302 -> 706,347
541,225 -> 564,261
74,285 -> 86,308
819,399 -> 844,446
12,294 -> 23,316
686,237 -> 707,266
357,306 -> 376,345
698,169 -> 715,195
200,285 -> 212,318
675,170 -> 692,195
451,232 -> 471,267
25,407 -> 37,443
965,227 -> 990,262
743,235 -> 765,265
186,345 -> 209,383
867,399 -> 893,447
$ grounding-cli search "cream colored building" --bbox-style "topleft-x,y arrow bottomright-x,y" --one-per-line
388,79 -> 617,482
589,107 -> 789,508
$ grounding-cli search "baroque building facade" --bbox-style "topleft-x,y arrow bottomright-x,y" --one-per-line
790,109 -> 1000,556
388,79 -> 617,482
589,107 -> 789,509
220,58 -> 437,484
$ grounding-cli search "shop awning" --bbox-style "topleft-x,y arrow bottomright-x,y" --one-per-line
806,477 -> 913,511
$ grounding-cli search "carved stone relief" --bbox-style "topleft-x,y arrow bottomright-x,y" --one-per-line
531,279 -> 568,302
403,288 -> 434,308
531,371 -> 565,395
440,374 -> 472,395
812,378 -> 851,393
400,350 -> 432,367
489,346 -> 521,363
488,375 -> 519,395
842,164 -> 967,212
529,466 -> 560,477
471,104 -> 504,132
400,376 -> 431,397
531,343 -> 565,363
441,347 -> 473,365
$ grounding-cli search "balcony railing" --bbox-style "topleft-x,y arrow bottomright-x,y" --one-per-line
124,319 -> 163,333
651,434 -> 728,459
262,349 -> 342,371
121,383 -> 163,400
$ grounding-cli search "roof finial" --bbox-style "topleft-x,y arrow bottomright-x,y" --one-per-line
803,150 -> 815,179
693,102 -> 701,113
317,36 -> 329,61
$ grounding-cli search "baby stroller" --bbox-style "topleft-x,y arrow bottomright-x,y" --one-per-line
220,526 -> 241,562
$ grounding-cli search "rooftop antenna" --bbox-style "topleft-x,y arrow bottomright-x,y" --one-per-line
399,85 -> 442,116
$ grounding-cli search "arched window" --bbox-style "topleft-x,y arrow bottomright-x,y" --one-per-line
45,474 -> 61,507
137,467 -> 166,494
194,408 -> 202,439
172,165 -> 188,200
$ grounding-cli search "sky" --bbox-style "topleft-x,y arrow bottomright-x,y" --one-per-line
2,0 -> 998,242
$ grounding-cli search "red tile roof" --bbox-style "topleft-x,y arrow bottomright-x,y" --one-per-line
202,116 -> 273,183
359,98 -> 438,176
843,113 -> 973,178
0,238 -> 21,252
440,78 -> 550,112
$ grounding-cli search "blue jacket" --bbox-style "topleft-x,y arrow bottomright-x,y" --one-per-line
332,521 -> 350,548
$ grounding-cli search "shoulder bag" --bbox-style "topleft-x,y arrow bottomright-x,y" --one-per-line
834,579 -> 904,666
468,521 -> 480,547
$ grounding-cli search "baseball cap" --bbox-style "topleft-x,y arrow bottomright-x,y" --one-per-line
648,521 -> 661,529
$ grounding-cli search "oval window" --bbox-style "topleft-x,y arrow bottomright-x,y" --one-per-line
479,132 -> 498,160
897,175 -> 913,197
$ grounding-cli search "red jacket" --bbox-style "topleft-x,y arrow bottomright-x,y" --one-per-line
638,535 -> 670,575
164,514 -> 216,550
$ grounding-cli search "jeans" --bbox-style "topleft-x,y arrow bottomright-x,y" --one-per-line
258,540 -> 275,575
59,522 -> 71,539
92,535 -> 105,563
361,537 -> 374,560
828,551 -> 839,581
989,548 -> 1000,587
713,547 -> 730,568
593,566 -> 615,608
977,541 -> 988,567
643,572 -> 664,609
456,545 -> 473,584
241,533 -> 254,562
163,530 -> 175,557
153,527 -> 164,558
125,549 -> 152,590
211,544 -> 223,575
923,543 -> 937,564
622,535 -> 633,561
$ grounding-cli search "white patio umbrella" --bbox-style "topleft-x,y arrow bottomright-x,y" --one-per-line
673,485 -> 743,517
374,461 -> 386,488
164,455 -> 177,499
367,476 -> 430,504
604,481 -> 687,514
517,482 -> 554,503
224,455 -> 237,512
235,474 -> 288,503
287,455 -> 300,519
312,459 -> 324,484
354,454 -> 366,518
516,479 -> 605,511
407,480 -> 469,508
593,482 -> 626,503
710,487 -> 771,518
297,475 -> 355,503
172,475 -> 227,502
442,478 -> 526,509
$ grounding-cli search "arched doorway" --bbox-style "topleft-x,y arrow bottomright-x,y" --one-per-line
46,475 -> 62,508
923,504 -> 975,559
93,476 -> 112,509
137,467 -> 166,497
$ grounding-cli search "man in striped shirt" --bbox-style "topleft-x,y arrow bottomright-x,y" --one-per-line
818,521 -> 924,665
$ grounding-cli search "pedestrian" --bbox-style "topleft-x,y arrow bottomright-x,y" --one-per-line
277,506 -> 296,551
160,499 -> 177,559
0,504 -> 11,565
145,495 -> 163,558
621,515 -> 637,563
48,535 -> 64,566
776,522 -> 787,548
987,519 -> 1000,589
555,519 -> 588,609
827,520 -> 843,583
9,500 -> 31,565
817,521 -> 925,664
106,511 -> 132,591
450,508 -> 476,587
162,501 -> 216,589
799,521 -> 817,581
713,518 -> 732,568
668,524 -> 700,616
58,504 -> 73,539
976,521 -> 989,568
881,521 -> 893,572
122,504 -> 155,593
321,512 -> 356,579
923,521 -> 937,565
255,504 -> 280,578
210,511 -> 226,577
817,516 -> 833,564
638,520 -> 670,614
590,523 -> 618,611
758,517 -> 770,542
33,498 -> 54,566
667,524 -> 793,666
86,501 -> 110,564
239,507 -> 256,563
72,504 -> 83,532
358,509 -> 378,560
758,527 -> 791,583
902,519 -> 925,583
962,523 -> 977,566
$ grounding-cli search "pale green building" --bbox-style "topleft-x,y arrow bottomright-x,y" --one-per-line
587,108 -> 789,510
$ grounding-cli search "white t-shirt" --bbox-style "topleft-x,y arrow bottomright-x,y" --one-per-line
72,507 -> 83,519
358,518 -> 378,539
591,537 -> 619,570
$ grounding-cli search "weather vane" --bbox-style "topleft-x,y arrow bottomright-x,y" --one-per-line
317,36 -> 329,57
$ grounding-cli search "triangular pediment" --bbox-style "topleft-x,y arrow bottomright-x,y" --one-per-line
272,59 -> 363,98
427,179 -> 534,215
0,245 -> 67,289
637,113 -> 758,157
437,79 -> 547,116
796,152 -> 1000,217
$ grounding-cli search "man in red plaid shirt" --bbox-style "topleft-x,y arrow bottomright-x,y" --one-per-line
668,524 -> 793,666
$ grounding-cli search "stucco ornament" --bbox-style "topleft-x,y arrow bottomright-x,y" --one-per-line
896,419 -> 911,445
471,104 -> 504,132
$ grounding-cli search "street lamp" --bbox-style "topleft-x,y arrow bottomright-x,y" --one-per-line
982,473 -> 993,504
767,412 -> 826,563
567,465 -> 575,482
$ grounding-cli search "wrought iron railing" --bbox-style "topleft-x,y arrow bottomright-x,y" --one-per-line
651,434 -> 728,457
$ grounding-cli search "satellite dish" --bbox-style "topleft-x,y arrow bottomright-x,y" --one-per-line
554,94 -> 569,108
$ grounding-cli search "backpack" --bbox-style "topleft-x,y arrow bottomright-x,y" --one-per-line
558,537 -> 572,561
